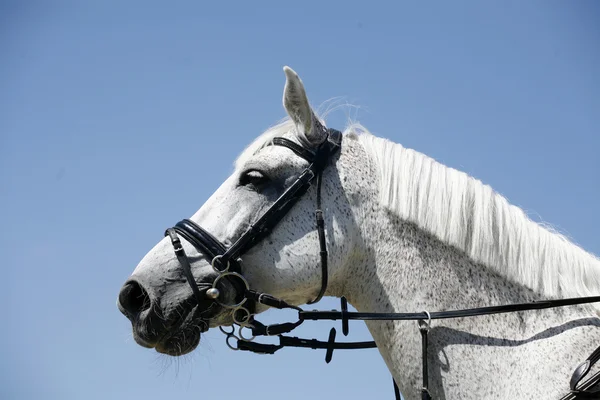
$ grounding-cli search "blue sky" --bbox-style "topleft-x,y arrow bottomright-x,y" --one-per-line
2,1 -> 599,399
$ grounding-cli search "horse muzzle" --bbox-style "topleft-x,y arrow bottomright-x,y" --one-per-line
117,275 -> 228,356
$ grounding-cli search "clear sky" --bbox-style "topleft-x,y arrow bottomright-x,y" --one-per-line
2,1 -> 599,399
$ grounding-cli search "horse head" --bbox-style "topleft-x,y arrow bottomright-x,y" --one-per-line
117,67 -> 367,356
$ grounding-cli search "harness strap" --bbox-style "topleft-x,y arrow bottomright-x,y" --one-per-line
300,295 -> 600,322
172,219 -> 228,264
247,317 -> 303,336
419,321 -> 432,400
567,344 -> 600,398
237,331 -> 378,356
271,137 -> 316,162
561,371 -> 600,399
393,379 -> 401,400
165,228 -> 215,315
169,221 -> 248,304
217,131 -> 340,267
308,171 -> 328,304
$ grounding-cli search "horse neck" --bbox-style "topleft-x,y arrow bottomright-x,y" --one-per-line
334,137 -> 543,313
338,132 -> 600,316
343,206 -> 545,316
328,132 -> 600,398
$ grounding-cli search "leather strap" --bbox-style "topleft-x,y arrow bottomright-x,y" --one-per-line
568,344 -> 600,398
168,221 -> 247,303
300,295 -> 600,323
561,371 -> 600,399
165,228 -> 211,309
308,171 -> 328,304
237,330 -> 378,356
393,379 -> 401,400
419,322 -> 432,400
270,137 -> 316,162
220,166 -> 318,262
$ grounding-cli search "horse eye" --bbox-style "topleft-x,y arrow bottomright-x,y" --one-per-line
239,170 -> 269,188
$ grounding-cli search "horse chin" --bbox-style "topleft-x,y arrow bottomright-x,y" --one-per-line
155,327 -> 202,356
128,296 -> 216,356
153,305 -> 210,356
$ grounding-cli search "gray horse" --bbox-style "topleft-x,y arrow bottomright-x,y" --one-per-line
118,67 -> 600,399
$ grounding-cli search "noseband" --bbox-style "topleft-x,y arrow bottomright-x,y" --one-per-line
165,127 -> 341,329
163,127 -> 600,400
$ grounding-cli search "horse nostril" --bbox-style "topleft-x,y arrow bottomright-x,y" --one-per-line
118,280 -> 151,318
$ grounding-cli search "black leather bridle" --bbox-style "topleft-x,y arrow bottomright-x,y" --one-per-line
165,126 -> 341,329
163,127 -> 600,400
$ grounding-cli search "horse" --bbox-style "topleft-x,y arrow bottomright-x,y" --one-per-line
117,66 -> 600,399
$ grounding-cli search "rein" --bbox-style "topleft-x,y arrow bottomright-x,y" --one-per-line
235,294 -> 600,400
164,128 -> 600,399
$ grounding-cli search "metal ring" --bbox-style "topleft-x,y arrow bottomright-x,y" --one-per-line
219,325 -> 235,335
424,310 -> 431,326
211,255 -> 230,273
257,293 -> 266,305
233,306 -> 252,326
225,334 -> 240,351
212,272 -> 249,309
418,310 -> 432,331
238,325 -> 256,342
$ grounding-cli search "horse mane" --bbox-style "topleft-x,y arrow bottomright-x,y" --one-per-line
351,125 -> 600,306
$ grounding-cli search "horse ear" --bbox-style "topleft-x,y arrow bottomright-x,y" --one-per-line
282,66 -> 327,146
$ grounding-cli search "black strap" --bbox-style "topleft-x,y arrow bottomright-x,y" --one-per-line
568,344 -> 600,398
419,321 -> 432,400
561,371 -> 600,399
221,132 -> 340,264
300,295 -> 600,323
165,228 -> 210,309
167,223 -> 247,304
393,379 -> 401,400
170,219 -> 243,274
221,166 -> 317,262
270,137 -> 316,162
237,331 -> 378,357
307,171 -> 328,304
173,219 -> 224,258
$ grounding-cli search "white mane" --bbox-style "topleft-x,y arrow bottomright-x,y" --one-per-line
352,125 -> 600,307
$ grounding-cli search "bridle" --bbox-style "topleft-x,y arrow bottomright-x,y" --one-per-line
164,127 -> 600,400
165,125 -> 341,336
